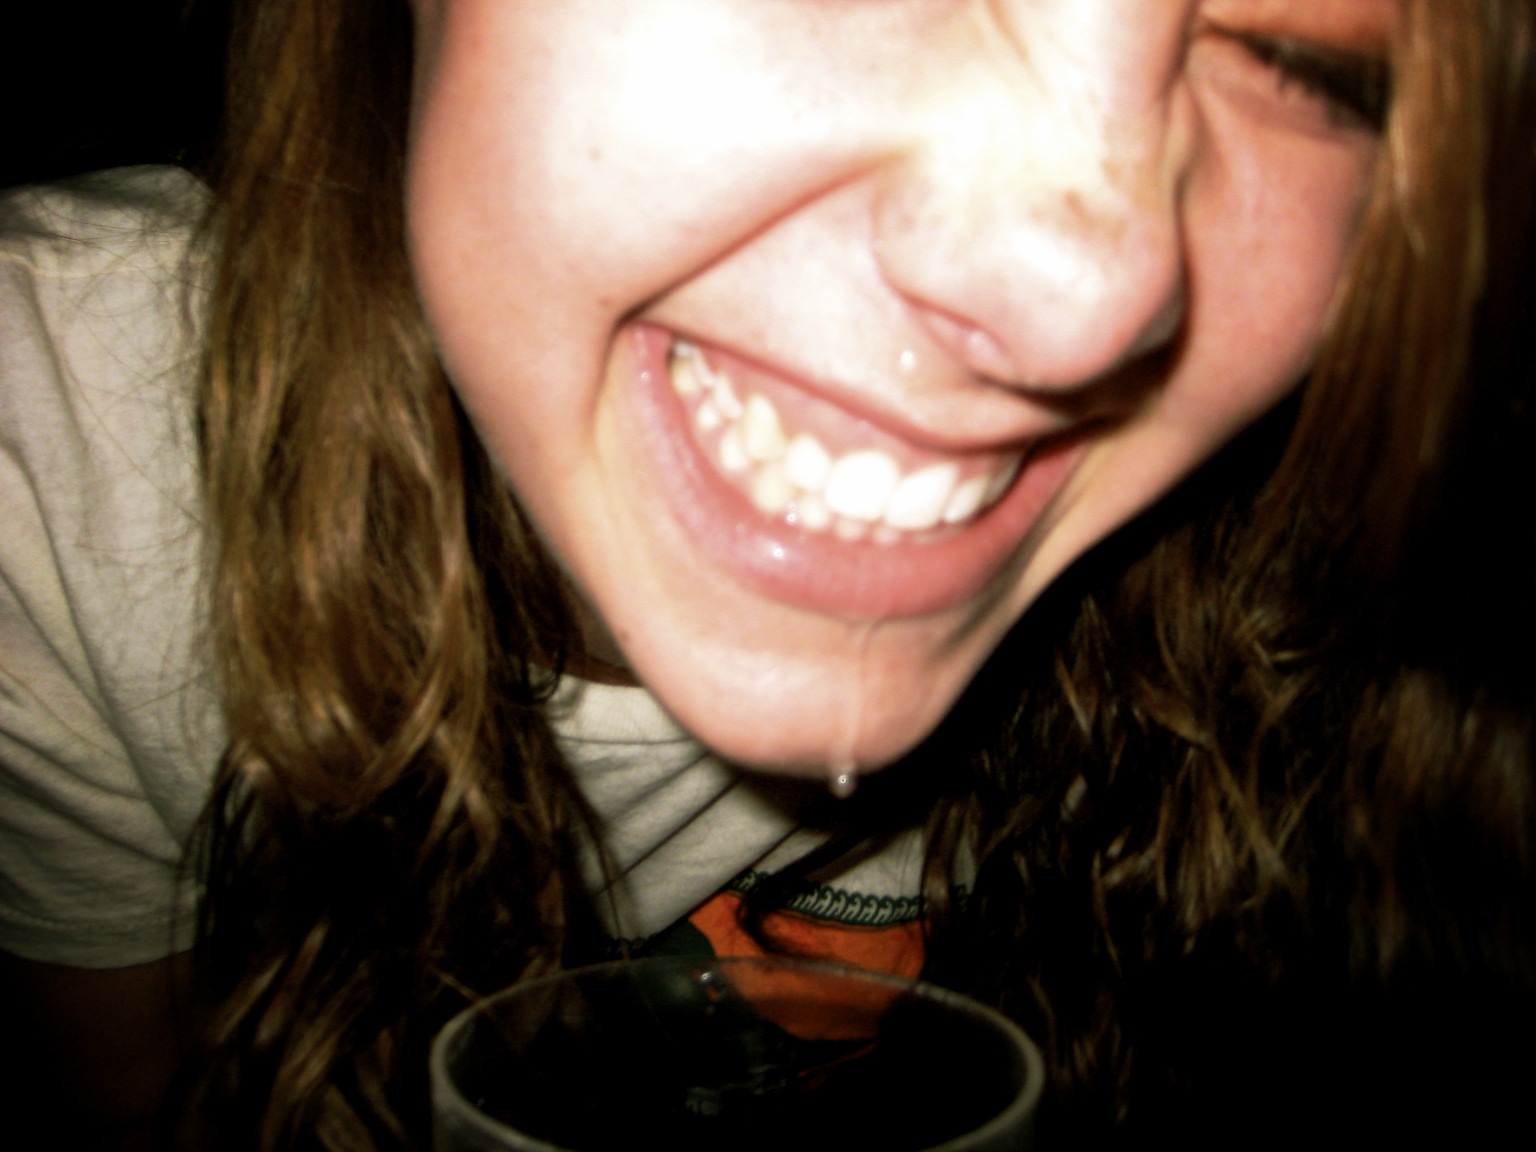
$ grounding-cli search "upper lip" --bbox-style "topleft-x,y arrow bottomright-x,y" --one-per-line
658,325 -> 1087,457
620,318 -> 1099,621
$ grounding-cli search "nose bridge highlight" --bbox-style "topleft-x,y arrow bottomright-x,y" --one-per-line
873,13 -> 1188,391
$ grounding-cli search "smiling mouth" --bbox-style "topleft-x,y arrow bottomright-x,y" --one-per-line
667,338 -> 1023,543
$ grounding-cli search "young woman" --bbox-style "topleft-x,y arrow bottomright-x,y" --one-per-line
1,0 -> 1529,1147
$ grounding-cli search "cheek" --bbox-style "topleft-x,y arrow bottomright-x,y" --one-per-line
406,92 -> 608,481
407,7 -> 613,329
1185,110 -> 1378,386
1032,126 -> 1378,589
410,6 -> 772,312
405,21 -> 726,443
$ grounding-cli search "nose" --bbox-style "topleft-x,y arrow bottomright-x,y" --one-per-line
872,3 -> 1192,392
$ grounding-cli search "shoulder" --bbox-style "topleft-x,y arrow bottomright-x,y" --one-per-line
0,165 -> 205,261
0,167 -> 221,968
1,166 -> 207,455
0,166 -> 210,637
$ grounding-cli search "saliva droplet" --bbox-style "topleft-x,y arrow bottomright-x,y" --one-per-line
826,619 -> 877,799
828,761 -> 859,799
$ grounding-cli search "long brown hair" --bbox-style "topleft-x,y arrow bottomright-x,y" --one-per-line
186,1 -> 597,1146
182,0 -> 1533,1147
922,0 -> 1535,1140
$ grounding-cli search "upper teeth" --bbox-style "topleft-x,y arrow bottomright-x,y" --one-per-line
670,340 -> 1020,539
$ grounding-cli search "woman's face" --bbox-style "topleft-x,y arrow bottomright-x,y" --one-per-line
407,0 -> 1397,775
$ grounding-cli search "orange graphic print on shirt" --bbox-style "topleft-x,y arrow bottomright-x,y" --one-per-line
684,872 -> 926,982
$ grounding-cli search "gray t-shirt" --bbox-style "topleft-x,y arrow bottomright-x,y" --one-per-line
0,169 -> 924,970
0,167 -> 221,966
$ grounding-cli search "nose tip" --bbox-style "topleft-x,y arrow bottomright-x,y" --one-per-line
886,191 -> 1188,389
875,156 -> 1189,391
870,44 -> 1192,393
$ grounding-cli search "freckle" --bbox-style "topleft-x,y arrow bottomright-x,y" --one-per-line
589,146 -> 603,162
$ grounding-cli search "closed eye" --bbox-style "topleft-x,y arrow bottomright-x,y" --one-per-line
1234,34 -> 1392,133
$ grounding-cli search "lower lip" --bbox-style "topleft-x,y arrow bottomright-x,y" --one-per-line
622,325 -> 1086,619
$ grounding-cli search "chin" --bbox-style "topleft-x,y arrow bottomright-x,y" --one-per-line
620,626 -> 978,777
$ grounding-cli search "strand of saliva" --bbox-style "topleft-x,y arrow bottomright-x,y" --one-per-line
826,619 -> 878,799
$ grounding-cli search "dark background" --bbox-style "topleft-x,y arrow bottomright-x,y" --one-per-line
3,2 -> 227,188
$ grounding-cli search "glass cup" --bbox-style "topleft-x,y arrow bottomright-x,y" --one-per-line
431,955 -> 1044,1151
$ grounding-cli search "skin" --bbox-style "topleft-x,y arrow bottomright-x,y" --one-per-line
407,0 -> 1399,776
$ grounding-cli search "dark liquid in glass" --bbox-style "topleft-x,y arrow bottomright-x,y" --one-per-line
443,965 -> 1025,1151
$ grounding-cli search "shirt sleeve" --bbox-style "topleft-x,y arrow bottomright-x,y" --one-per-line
0,169 -> 225,968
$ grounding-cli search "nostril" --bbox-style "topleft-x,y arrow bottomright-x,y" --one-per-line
894,232 -> 1188,394
905,301 -> 1028,384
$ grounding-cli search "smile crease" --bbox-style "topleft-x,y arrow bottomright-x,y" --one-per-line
668,338 -> 1022,543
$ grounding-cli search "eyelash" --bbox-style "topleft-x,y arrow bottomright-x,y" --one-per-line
1237,35 -> 1393,133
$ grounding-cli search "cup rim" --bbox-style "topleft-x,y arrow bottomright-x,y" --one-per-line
430,954 -> 1046,1152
